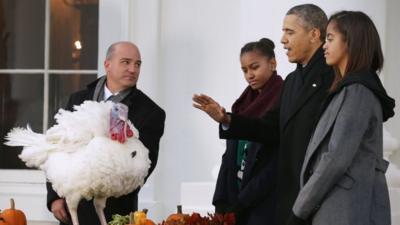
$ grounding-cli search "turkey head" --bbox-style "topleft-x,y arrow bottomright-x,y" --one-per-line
109,103 -> 134,143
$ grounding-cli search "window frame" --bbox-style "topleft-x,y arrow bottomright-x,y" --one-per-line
0,0 -> 105,182
0,2 -> 130,222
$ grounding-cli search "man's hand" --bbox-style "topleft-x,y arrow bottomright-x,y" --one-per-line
51,198 -> 70,224
192,94 -> 231,124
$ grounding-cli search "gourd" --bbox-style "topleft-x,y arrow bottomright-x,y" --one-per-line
0,199 -> 27,225
128,209 -> 155,225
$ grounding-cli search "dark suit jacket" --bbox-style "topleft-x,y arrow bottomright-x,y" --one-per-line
220,47 -> 334,225
46,78 -> 166,225
213,140 -> 277,225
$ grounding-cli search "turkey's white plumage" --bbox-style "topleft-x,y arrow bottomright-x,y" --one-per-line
5,100 -> 150,225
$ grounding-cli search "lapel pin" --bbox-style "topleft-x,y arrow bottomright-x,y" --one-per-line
312,83 -> 317,87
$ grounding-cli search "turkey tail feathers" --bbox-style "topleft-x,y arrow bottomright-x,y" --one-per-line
5,126 -> 41,146
4,126 -> 51,168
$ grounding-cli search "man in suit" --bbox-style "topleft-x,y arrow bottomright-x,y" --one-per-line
193,4 -> 333,225
47,41 -> 166,225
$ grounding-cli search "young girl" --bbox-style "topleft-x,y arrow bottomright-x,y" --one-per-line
212,38 -> 283,225
291,11 -> 395,225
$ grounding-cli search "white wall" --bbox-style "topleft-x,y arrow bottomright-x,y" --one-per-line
97,0 -> 130,76
154,0 -> 242,216
385,0 -> 400,142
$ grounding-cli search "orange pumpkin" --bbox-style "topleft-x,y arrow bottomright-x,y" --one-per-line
0,198 -> 27,225
166,205 -> 187,222
143,218 -> 156,225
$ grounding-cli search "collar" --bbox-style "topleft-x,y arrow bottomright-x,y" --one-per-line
104,83 -> 119,100
295,46 -> 325,81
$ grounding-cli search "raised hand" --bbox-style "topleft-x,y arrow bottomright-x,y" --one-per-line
192,94 -> 231,124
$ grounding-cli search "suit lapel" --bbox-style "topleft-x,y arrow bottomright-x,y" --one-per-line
122,87 -> 139,111
281,47 -> 328,131
282,69 -> 323,130
300,89 -> 346,185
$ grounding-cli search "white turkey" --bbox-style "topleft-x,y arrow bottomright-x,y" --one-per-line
4,100 -> 150,225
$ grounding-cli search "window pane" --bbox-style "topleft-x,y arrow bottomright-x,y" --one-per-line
48,73 -> 97,126
0,74 -> 44,169
50,0 -> 99,70
0,0 -> 45,69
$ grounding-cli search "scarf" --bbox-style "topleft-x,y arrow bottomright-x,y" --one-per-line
92,76 -> 133,103
232,72 -> 283,117
330,70 -> 395,121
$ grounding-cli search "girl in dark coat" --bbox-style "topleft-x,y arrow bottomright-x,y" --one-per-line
212,38 -> 283,225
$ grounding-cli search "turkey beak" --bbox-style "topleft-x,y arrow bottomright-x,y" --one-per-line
119,114 -> 128,122
117,104 -> 128,122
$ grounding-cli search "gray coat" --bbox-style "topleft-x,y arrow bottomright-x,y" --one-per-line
293,84 -> 391,225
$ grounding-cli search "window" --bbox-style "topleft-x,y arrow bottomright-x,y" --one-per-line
0,0 -> 99,169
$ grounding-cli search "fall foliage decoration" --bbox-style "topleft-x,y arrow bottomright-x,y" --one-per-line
109,206 -> 236,225
159,205 -> 235,225
160,212 -> 236,225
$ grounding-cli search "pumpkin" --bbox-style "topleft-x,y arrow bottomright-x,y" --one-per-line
166,205 -> 187,222
0,198 -> 27,225
127,209 -> 156,225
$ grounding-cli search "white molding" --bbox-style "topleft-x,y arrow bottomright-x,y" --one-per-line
180,182 -> 215,215
0,170 -> 46,183
0,182 -> 46,195
43,0 -> 50,131
0,69 -> 97,74
0,174 -> 159,222
0,182 -> 56,222
29,221 -> 57,225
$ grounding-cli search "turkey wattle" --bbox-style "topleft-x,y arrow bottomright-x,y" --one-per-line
4,101 -> 150,225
